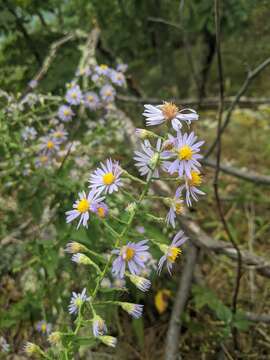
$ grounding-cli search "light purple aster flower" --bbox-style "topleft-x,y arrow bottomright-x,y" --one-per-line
65,190 -> 105,229
165,131 -> 204,179
65,85 -> 82,105
143,102 -> 198,131
134,138 -> 170,180
112,240 -> 150,279
21,126 -> 37,141
39,135 -> 60,155
95,64 -> 111,76
116,63 -> 128,73
136,226 -> 145,234
110,70 -> 126,87
100,84 -> 116,103
28,79 -> 38,89
166,187 -> 184,228
34,154 -> 51,168
68,288 -> 89,315
119,303 -> 143,319
84,91 -> 100,110
158,230 -> 188,275
94,202 -> 109,219
89,159 -> 122,195
36,320 -> 52,335
58,105 -> 74,122
91,73 -> 100,83
177,171 -> 205,207
50,124 -> 68,144
92,316 -> 107,337
127,274 -> 151,292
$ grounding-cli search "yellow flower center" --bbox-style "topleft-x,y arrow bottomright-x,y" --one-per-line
71,92 -> 77,99
167,247 -> 182,262
175,202 -> 184,215
161,102 -> 178,120
41,323 -> 47,333
105,90 -> 112,97
88,95 -> 94,101
100,64 -> 108,70
97,207 -> 106,218
103,172 -> 115,185
63,109 -> 71,116
188,171 -> 202,186
178,145 -> 193,160
124,247 -> 135,261
47,141 -> 54,149
77,199 -> 89,213
75,298 -> 83,307
54,131 -> 62,138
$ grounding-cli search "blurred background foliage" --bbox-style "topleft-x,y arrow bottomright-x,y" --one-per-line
1,0 -> 270,359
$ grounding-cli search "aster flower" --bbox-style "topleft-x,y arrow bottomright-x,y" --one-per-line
65,85 -> 82,105
143,102 -> 198,131
36,320 -> 52,335
98,335 -> 117,348
116,63 -> 128,73
134,139 -> 170,180
158,230 -> 188,275
84,91 -> 100,110
95,202 -> 109,219
65,190 -> 105,229
21,126 -> 37,141
165,187 -> 184,228
89,159 -> 122,195
58,104 -> 74,122
100,84 -> 116,103
178,170 -> 205,207
28,79 -> 38,89
126,273 -> 151,292
68,288 -> 89,315
35,154 -> 51,168
119,302 -> 143,319
110,70 -> 126,87
50,124 -> 68,143
91,73 -> 100,83
112,240 -> 150,279
92,315 -> 107,337
39,135 -> 60,154
95,64 -> 111,76
165,131 -> 204,178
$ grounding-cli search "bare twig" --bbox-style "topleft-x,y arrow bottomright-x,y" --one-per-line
213,1 -> 242,349
205,56 -> 270,158
202,158 -> 270,186
21,32 -> 77,98
117,94 -> 270,108
164,244 -> 198,360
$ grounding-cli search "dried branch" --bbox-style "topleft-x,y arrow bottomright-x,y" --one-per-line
164,244 -> 198,360
117,94 -> 270,108
21,32 -> 77,98
202,158 -> 270,185
205,56 -> 270,158
213,1 -> 241,348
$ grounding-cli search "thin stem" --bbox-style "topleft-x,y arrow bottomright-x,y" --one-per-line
213,0 -> 242,351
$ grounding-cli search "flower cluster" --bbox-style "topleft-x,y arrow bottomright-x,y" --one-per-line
45,100 -> 205,355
